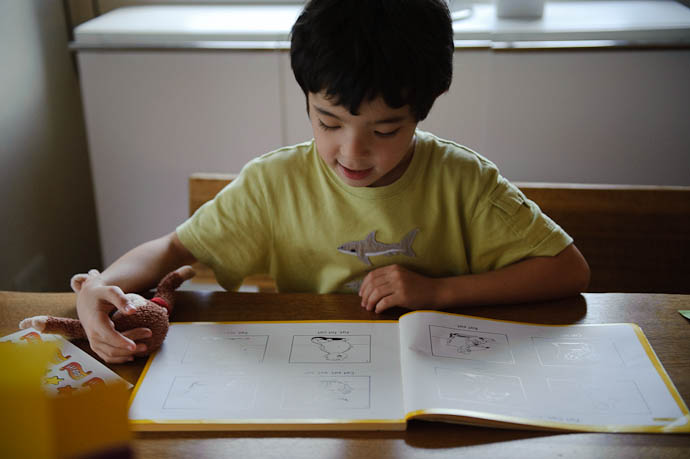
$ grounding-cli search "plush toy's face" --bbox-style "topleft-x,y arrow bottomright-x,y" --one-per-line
108,294 -> 150,320
126,293 -> 148,307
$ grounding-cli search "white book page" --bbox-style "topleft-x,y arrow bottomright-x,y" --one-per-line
129,321 -> 404,426
399,311 -> 688,430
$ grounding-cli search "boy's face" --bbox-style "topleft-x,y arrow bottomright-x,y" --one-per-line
308,92 -> 418,187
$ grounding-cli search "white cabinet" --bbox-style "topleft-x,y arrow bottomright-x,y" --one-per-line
78,50 -> 284,264
280,52 -> 312,146
286,44 -> 690,187
420,49 -> 690,184
74,4 -> 690,266
477,49 -> 690,184
419,49 -> 491,154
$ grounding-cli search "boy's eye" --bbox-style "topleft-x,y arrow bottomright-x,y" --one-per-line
374,128 -> 401,138
318,119 -> 339,131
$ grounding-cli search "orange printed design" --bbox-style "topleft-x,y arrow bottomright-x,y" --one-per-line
20,332 -> 43,343
51,349 -> 71,364
57,385 -> 78,395
60,362 -> 92,380
82,377 -> 105,389
45,376 -> 64,385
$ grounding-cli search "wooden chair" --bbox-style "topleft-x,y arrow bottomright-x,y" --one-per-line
188,173 -> 277,292
189,173 -> 690,294
516,183 -> 690,293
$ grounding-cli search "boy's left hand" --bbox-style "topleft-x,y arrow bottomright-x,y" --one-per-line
359,264 -> 437,313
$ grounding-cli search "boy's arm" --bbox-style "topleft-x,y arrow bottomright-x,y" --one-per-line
358,243 -> 590,313
76,231 -> 197,363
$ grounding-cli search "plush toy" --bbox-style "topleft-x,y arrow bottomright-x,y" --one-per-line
19,266 -> 195,356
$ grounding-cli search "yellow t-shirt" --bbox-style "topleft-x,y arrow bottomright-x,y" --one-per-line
177,130 -> 572,293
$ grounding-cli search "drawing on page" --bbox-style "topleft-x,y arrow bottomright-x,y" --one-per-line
547,378 -> 651,415
446,332 -> 496,354
320,379 -> 354,400
429,325 -> 514,364
311,337 -> 352,361
289,335 -> 371,363
281,376 -> 371,410
163,375 -> 256,410
532,337 -> 623,367
555,342 -> 597,362
435,367 -> 526,405
182,335 -> 269,365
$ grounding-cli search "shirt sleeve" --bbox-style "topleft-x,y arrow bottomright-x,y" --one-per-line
467,175 -> 573,273
176,161 -> 272,290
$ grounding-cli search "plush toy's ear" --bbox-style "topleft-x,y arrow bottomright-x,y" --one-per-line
70,274 -> 88,293
70,269 -> 100,293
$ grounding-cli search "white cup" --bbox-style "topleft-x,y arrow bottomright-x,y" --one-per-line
495,0 -> 545,19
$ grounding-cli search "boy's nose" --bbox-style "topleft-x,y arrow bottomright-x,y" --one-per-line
341,132 -> 369,160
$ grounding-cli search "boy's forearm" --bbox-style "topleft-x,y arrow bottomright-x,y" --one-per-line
99,232 -> 197,293
434,244 -> 590,308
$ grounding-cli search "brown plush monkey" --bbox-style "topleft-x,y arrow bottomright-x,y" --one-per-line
19,266 -> 195,356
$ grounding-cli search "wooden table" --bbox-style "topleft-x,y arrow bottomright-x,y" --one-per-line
2,291 -> 689,458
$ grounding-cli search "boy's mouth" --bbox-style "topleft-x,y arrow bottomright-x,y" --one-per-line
339,163 -> 374,180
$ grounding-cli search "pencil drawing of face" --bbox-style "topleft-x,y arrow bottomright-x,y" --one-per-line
554,342 -> 598,362
320,380 -> 353,401
447,333 -> 496,354
311,336 -> 352,361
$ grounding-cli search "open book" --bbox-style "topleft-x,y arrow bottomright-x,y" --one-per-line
128,311 -> 689,432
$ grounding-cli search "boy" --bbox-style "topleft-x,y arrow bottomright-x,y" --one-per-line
75,0 -> 590,363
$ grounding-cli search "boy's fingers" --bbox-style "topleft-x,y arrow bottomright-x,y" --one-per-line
95,340 -> 138,357
359,265 -> 400,295
133,344 -> 149,357
121,327 -> 153,342
358,266 -> 388,293
93,339 -> 148,363
374,295 -> 396,314
364,284 -> 394,311
99,343 -> 146,358
94,347 -> 136,364
92,324 -> 137,352
99,354 -> 134,364
360,273 -> 395,308
101,286 -> 137,314
89,339 -> 135,363
359,272 -> 379,300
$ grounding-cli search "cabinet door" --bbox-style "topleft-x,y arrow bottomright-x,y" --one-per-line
481,49 -> 690,184
419,49 -> 491,154
280,51 -> 315,146
79,50 -> 283,264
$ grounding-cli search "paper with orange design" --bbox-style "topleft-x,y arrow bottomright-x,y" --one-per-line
1,328 -> 131,395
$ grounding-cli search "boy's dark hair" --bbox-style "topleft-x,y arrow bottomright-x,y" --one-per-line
290,0 -> 454,121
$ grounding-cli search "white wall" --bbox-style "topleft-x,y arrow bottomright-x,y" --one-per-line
0,0 -> 101,291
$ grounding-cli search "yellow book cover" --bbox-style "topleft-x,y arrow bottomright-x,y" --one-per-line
0,337 -> 132,458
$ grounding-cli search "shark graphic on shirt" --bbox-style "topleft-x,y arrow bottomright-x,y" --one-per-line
337,229 -> 419,266
343,279 -> 364,292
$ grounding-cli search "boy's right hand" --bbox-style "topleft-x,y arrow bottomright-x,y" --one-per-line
74,270 -> 151,363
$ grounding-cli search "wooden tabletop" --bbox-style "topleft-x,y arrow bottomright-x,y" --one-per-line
2,290 -> 689,458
